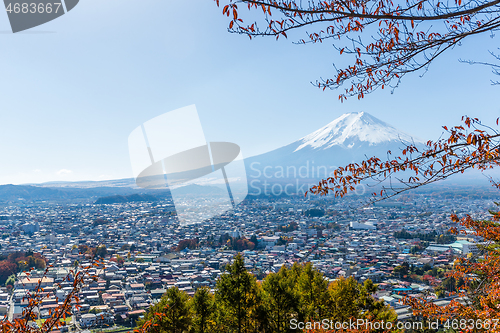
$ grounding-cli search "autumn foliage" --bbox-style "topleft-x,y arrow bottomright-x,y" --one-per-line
1,263 -> 103,333
175,238 -> 199,252
399,205 -> 500,332
0,251 -> 47,286
227,237 -> 256,251
1,247 -> 104,333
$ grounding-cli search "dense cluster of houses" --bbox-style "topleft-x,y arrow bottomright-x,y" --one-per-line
0,193 -> 492,328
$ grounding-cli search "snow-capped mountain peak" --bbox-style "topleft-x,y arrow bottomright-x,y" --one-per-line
295,112 -> 420,151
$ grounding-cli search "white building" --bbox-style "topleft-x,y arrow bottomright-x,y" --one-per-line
350,221 -> 377,230
230,228 -> 241,238
21,222 -> 40,234
462,242 -> 485,255
80,313 -> 96,327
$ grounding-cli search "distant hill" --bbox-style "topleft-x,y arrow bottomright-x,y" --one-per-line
0,184 -> 167,203
0,184 -> 128,202
94,193 -> 158,204
0,183 -> 226,204
33,178 -> 137,188
171,184 -> 226,196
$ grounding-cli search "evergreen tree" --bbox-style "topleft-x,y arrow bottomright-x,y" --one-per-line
327,277 -> 397,326
137,287 -> 192,333
327,276 -> 361,322
190,287 -> 215,333
261,265 -> 299,333
296,262 -> 329,321
250,234 -> 258,248
215,253 -> 260,333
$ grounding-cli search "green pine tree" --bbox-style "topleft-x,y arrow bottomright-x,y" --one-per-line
327,277 -> 397,327
261,265 -> 300,333
296,262 -> 330,321
137,287 -> 192,333
215,253 -> 260,333
190,287 -> 215,333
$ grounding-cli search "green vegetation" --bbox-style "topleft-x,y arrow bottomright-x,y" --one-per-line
304,209 -> 325,218
137,254 -> 396,332
137,287 -> 192,333
5,274 -> 15,287
95,245 -> 108,258
393,230 -> 457,243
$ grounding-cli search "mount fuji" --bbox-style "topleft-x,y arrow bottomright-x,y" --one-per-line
294,111 -> 419,151
245,112 -> 423,192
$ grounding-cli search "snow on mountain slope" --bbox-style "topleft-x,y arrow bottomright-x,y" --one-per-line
245,112 -> 424,184
295,111 -> 421,151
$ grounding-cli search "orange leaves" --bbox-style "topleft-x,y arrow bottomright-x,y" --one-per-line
3,255 -> 100,333
214,0 -> 499,101
406,205 -> 500,326
222,3 -> 242,30
466,133 -> 477,145
393,27 -> 400,41
464,116 -> 472,127
259,3 -> 271,15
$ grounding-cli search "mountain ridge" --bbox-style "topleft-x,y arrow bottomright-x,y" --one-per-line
4,112 -> 491,200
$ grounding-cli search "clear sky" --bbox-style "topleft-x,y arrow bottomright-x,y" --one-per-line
0,0 -> 498,185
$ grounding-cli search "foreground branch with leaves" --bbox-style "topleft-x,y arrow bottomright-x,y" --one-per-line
403,204 -> 500,332
214,0 -> 500,100
1,251 -> 103,333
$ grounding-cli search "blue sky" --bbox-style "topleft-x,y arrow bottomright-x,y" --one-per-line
0,0 -> 498,185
